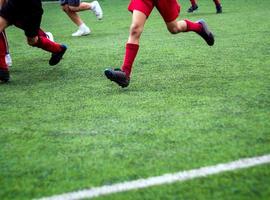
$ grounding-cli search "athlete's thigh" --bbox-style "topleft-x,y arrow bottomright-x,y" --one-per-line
156,0 -> 180,22
60,0 -> 80,6
0,16 -> 8,32
22,13 -> 42,38
128,0 -> 155,18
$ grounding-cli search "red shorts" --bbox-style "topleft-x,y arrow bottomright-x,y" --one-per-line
128,0 -> 181,22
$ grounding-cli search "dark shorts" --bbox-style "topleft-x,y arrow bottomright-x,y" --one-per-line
0,0 -> 43,37
128,0 -> 180,22
60,0 -> 80,7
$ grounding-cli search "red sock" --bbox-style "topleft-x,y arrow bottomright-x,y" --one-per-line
121,43 -> 139,78
213,0 -> 221,6
0,32 -> 8,70
190,0 -> 197,6
184,20 -> 202,33
36,36 -> 62,54
38,28 -> 47,37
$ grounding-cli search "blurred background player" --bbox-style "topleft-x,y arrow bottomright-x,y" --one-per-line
61,0 -> 103,37
0,0 -> 67,83
188,0 -> 222,14
104,0 -> 215,88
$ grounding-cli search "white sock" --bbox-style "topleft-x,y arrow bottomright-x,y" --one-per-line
79,23 -> 88,30
91,1 -> 96,10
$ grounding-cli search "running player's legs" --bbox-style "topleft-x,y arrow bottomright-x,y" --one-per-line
61,0 -> 102,36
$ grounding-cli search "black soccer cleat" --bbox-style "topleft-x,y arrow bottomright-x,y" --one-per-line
49,44 -> 67,66
0,68 -> 10,83
216,5 -> 222,14
104,68 -> 130,88
197,19 -> 215,46
187,4 -> 198,13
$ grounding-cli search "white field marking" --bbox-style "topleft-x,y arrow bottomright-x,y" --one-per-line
38,154 -> 270,200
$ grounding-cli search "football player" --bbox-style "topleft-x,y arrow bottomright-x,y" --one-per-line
61,0 -> 103,36
0,0 -> 67,83
104,0 -> 215,88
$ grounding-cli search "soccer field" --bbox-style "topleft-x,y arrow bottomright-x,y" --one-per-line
1,0 -> 270,199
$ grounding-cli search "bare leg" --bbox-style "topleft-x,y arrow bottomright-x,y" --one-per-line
166,18 -> 214,46
68,2 -> 92,12
62,4 -> 84,26
0,16 -> 9,32
127,10 -> 147,44
166,20 -> 187,34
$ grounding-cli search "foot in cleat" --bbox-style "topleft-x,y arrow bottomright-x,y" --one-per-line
197,19 -> 215,46
104,68 -> 130,88
187,4 -> 198,13
92,1 -> 103,20
216,5 -> 222,14
49,44 -> 67,66
0,68 -> 10,83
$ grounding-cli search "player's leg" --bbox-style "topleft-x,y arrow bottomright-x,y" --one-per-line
22,9 -> 67,66
104,0 -> 154,87
187,0 -> 198,13
157,0 -> 214,46
61,3 -> 90,36
68,1 -> 103,20
123,10 -> 146,75
104,10 -> 147,87
37,28 -> 54,42
213,0 -> 222,13
26,35 -> 67,66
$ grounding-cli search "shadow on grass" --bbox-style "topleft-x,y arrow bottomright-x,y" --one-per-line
185,12 -> 226,17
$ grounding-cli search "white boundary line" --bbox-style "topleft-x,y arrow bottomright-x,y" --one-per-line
38,154 -> 270,200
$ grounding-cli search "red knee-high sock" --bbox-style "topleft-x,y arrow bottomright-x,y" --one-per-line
190,0 -> 197,6
184,20 -> 202,33
38,28 -> 47,37
121,43 -> 139,78
0,32 -> 8,70
36,36 -> 62,54
213,0 -> 221,6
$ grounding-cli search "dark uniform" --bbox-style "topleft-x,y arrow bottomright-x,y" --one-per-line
60,0 -> 80,7
0,0 -> 43,37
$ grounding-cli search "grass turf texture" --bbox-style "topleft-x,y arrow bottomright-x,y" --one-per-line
0,0 -> 270,199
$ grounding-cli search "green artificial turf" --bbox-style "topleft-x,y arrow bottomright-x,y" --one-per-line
0,0 -> 269,199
